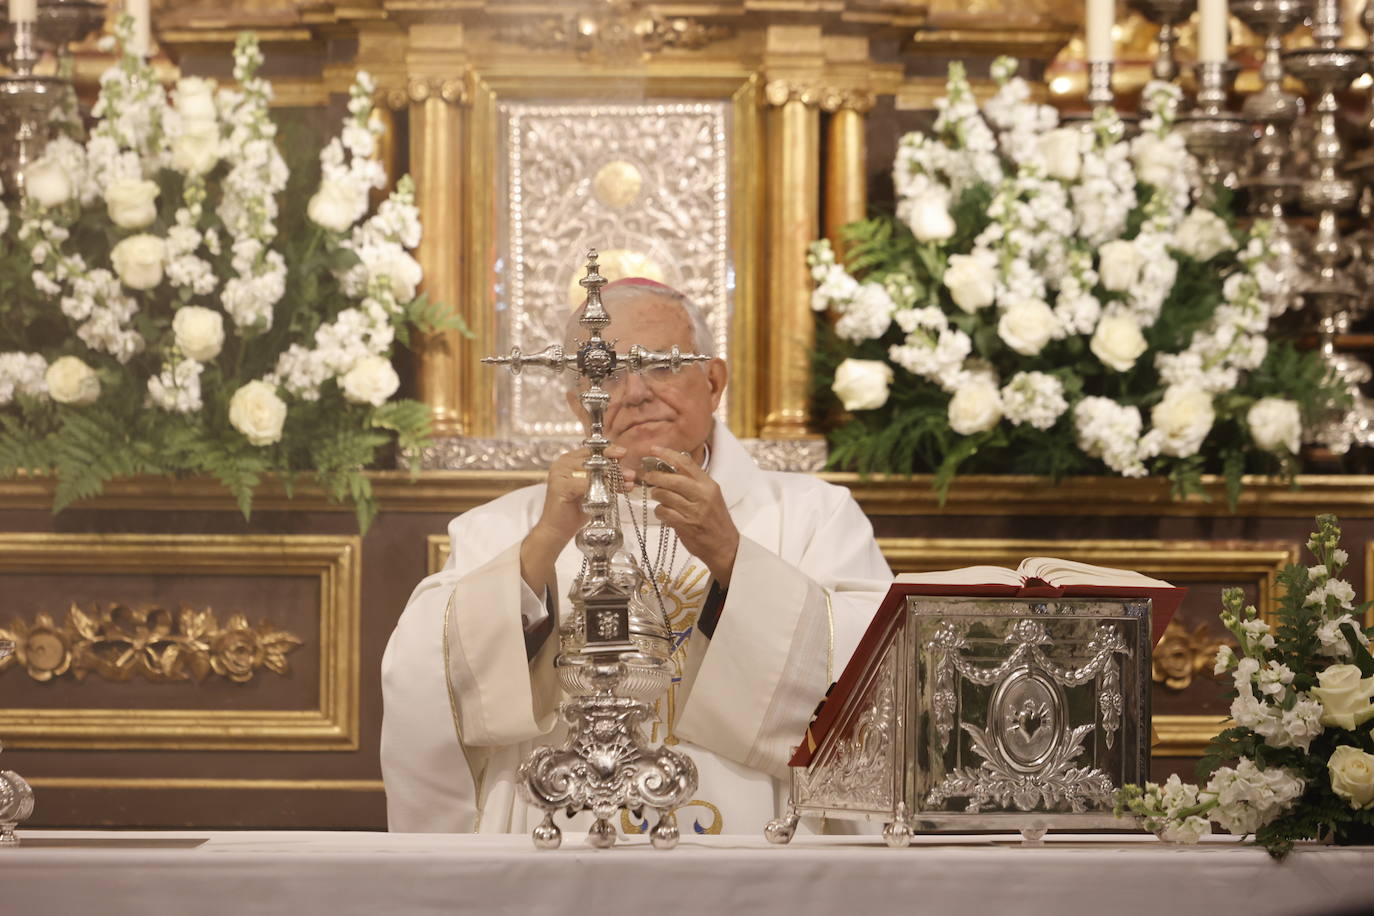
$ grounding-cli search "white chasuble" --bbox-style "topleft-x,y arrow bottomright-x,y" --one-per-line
380,424 -> 892,835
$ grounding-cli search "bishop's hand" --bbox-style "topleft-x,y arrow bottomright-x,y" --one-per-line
520,445 -> 630,595
642,445 -> 740,588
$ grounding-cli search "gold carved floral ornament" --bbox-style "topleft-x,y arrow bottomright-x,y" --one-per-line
0,603 -> 303,685
1151,618 -> 1229,691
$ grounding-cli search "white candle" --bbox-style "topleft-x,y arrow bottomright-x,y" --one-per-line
1197,0 -> 1229,62
1085,0 -> 1115,62
127,0 -> 151,56
8,0 -> 36,24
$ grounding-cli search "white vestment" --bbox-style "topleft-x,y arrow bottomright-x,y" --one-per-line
380,424 -> 891,835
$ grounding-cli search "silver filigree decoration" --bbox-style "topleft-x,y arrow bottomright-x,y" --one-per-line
739,438 -> 827,472
502,101 -> 731,438
415,436 -> 826,471
924,719 -> 1115,814
795,650 -> 896,811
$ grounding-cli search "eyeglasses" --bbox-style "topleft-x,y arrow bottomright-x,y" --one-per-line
576,364 -> 703,392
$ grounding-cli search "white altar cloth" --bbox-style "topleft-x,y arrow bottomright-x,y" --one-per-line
4,830 -> 1372,916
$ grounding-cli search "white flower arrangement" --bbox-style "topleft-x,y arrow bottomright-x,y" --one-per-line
1116,515 -> 1374,858
810,60 -> 1343,499
0,23 -> 450,529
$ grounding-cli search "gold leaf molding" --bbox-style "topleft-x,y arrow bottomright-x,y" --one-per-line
0,603 -> 303,685
1151,618 -> 1229,692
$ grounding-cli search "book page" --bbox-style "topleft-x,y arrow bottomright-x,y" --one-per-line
895,566 -> 1023,586
1017,556 -> 1173,588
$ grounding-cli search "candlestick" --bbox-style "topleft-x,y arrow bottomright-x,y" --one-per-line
1198,0 -> 1230,61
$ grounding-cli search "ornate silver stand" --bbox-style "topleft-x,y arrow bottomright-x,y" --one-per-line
1233,0 -> 1310,315
482,250 -> 706,850
1283,0 -> 1374,452
1177,62 -> 1250,199
0,640 -> 34,846
0,18 -> 64,198
1126,0 -> 1196,86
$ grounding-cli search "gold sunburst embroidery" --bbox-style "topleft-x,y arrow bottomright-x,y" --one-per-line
648,563 -> 710,745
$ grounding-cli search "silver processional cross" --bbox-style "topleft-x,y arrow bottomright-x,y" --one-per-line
481,249 -> 707,850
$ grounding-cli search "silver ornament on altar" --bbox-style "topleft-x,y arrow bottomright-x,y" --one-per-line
482,249 -> 707,850
0,639 -> 34,847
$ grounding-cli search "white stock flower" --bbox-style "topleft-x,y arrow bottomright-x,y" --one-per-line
948,376 -> 1003,435
1316,614 -> 1360,658
1328,746 -> 1374,810
1000,371 -> 1067,430
1131,132 -> 1185,189
45,355 -> 100,406
308,177 -> 367,233
1074,397 -> 1158,477
1037,127 -> 1082,181
172,306 -> 225,362
1151,385 -> 1215,458
147,358 -> 204,414
340,355 -> 401,407
903,191 -> 956,243
1247,397 -> 1302,454
0,352 -> 48,404
109,234 -> 166,290
23,157 -> 74,208
831,358 -> 894,411
1213,645 -> 1235,676
104,178 -> 160,229
1205,760 -> 1304,836
943,253 -> 995,313
835,282 -> 894,343
997,297 -> 1057,356
1310,664 -> 1374,730
1090,311 -> 1148,372
1174,209 -> 1236,262
1162,816 -> 1212,845
228,380 -> 287,446
171,121 -> 221,176
1097,239 -> 1144,293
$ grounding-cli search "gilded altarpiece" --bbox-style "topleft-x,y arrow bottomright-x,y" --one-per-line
498,100 -> 733,438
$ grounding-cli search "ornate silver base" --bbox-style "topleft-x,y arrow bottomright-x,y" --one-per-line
0,768 -> 33,847
517,690 -> 697,850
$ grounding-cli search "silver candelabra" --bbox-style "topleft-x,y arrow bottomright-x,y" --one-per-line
482,250 -> 706,850
1283,0 -> 1374,452
0,640 -> 34,846
1177,61 -> 1250,198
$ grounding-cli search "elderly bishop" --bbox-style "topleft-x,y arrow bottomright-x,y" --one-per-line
381,279 -> 892,835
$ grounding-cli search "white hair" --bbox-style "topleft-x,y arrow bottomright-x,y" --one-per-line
565,280 -> 715,358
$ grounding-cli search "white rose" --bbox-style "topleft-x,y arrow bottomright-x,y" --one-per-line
170,120 -> 220,176
997,297 -> 1057,356
1329,746 -> 1374,810
1174,209 -> 1236,262
1310,664 -> 1374,730
948,377 -> 1003,435
308,177 -> 366,233
943,254 -> 995,313
1131,133 -> 1182,189
174,77 -> 217,122
340,355 -> 401,407
228,380 -> 287,446
1097,239 -> 1144,293
104,178 -> 160,230
1038,127 -> 1082,182
172,306 -> 225,362
904,192 -> 956,243
1151,385 -> 1215,458
23,157 -> 73,208
1090,311 -> 1148,372
1247,397 -> 1302,454
831,358 -> 894,411
109,234 -> 166,291
45,356 -> 100,406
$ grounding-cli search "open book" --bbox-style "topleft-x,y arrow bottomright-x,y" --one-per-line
897,557 -> 1174,590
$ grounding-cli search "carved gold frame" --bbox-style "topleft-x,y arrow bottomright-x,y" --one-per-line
0,534 -> 360,751
880,538 -> 1297,757
460,67 -> 764,439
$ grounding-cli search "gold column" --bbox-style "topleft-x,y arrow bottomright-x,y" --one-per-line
761,80 -> 821,439
822,91 -> 873,257
408,75 -> 468,438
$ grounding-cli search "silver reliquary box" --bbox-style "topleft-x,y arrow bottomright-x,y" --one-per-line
765,592 -> 1152,846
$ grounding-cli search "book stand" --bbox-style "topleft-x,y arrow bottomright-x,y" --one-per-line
765,591 -> 1152,846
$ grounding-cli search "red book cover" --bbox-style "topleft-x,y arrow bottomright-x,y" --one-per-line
789,579 -> 1185,768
